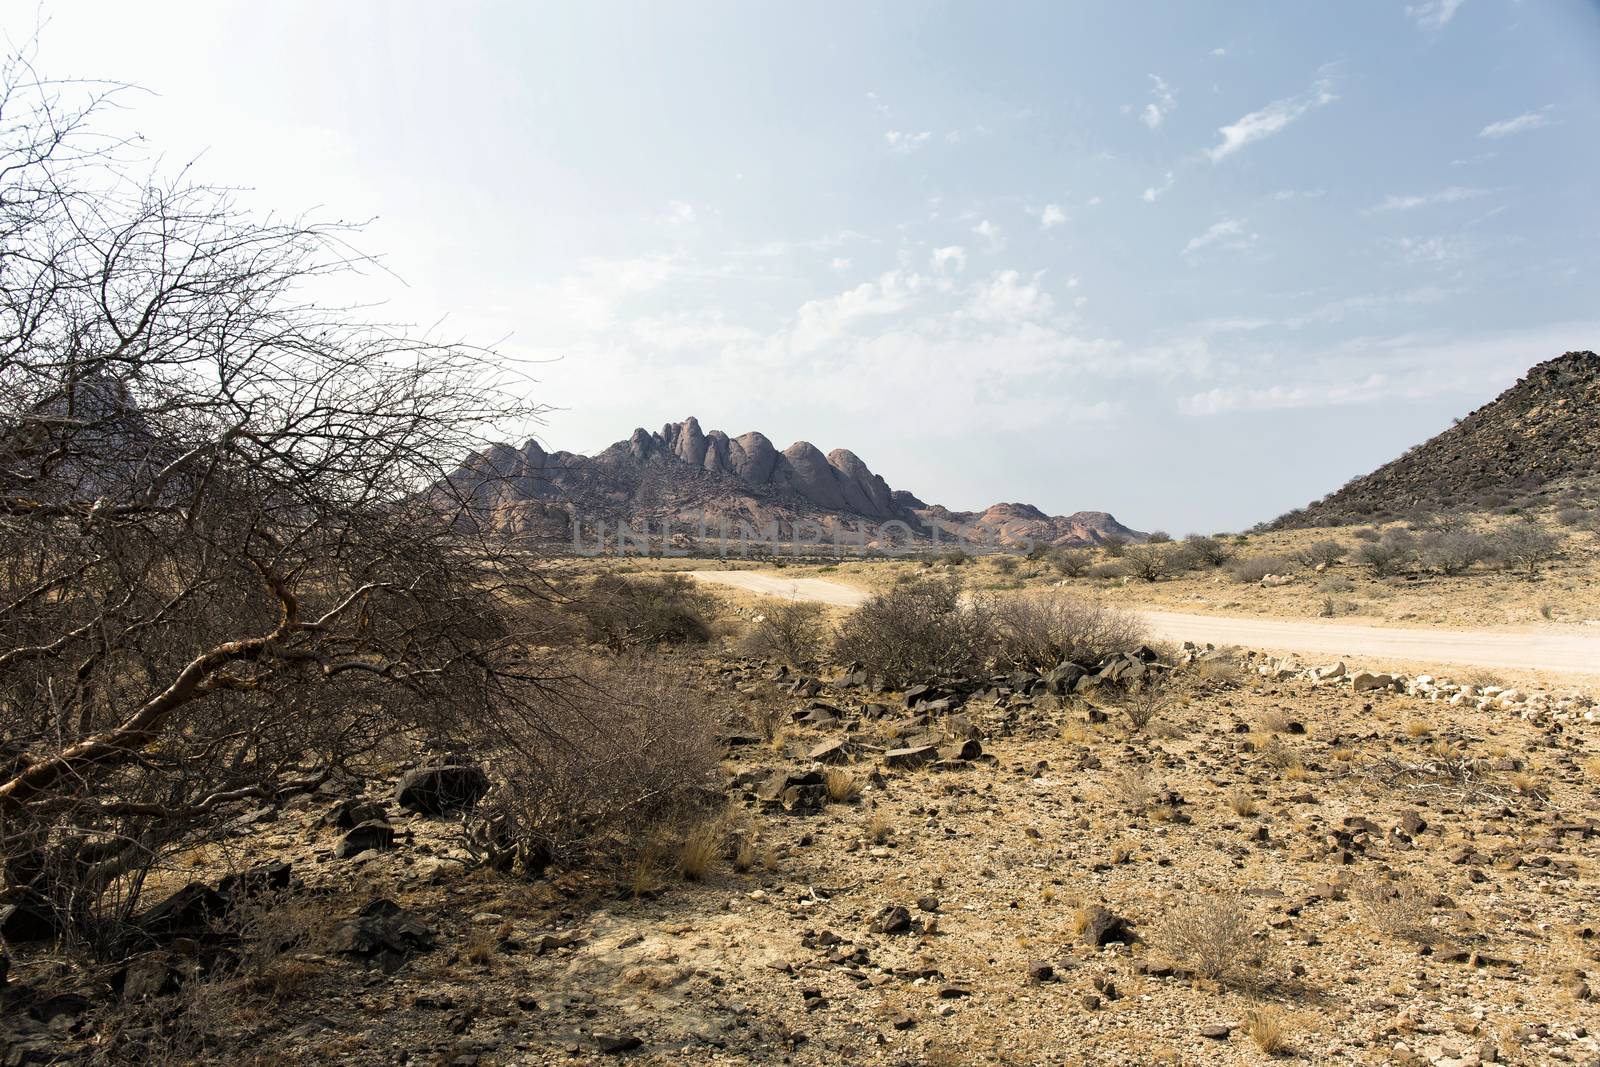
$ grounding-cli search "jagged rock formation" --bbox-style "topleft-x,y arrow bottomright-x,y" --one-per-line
1274,351 -> 1600,528
446,416 -> 1136,548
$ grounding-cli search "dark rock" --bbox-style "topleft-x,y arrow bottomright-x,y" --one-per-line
396,764 -> 489,815
808,739 -> 853,765
1043,662 -> 1086,696
1078,905 -> 1136,948
337,820 -> 396,859
781,784 -> 828,815
882,745 -> 937,771
331,899 -> 438,974
138,883 -> 228,938
595,1033 -> 644,1055
1398,810 -> 1428,836
1026,960 -> 1054,982
938,739 -> 983,762
0,895 -> 55,943
870,905 -> 913,934
327,797 -> 388,830
218,860 -> 292,901
119,953 -> 181,1001
1199,1024 -> 1232,1040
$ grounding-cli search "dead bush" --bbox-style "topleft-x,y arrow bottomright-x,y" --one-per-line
1352,875 -> 1441,945
1183,534 -> 1234,567
1158,894 -> 1269,987
1115,677 -> 1174,733
463,655 -> 722,874
1292,539 -> 1346,570
1229,554 -> 1294,583
1121,543 -> 1186,582
832,576 -> 995,686
1048,548 -> 1094,577
575,573 -> 717,648
992,592 -> 1147,671
740,598 -> 827,666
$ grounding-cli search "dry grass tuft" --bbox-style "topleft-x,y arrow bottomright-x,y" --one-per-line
1226,787 -> 1259,817
679,819 -> 723,881
825,768 -> 861,803
866,809 -> 894,845
1244,1005 -> 1291,1055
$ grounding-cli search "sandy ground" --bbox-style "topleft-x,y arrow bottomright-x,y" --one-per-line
689,569 -> 871,607
689,569 -> 1600,678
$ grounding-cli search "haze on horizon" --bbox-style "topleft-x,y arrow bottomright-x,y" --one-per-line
14,0 -> 1600,532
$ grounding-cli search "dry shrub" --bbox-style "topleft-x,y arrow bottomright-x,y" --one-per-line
1108,768 -> 1154,813
464,654 -> 722,874
1353,875 -> 1440,944
574,573 -> 717,648
1229,554 -> 1294,583
740,598 -> 828,666
1158,894 -> 1269,987
992,591 -> 1147,671
1115,677 -> 1174,734
1049,548 -> 1094,577
832,576 -> 994,686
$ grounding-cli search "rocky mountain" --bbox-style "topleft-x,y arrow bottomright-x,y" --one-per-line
1273,350 -> 1600,528
446,416 -> 1137,549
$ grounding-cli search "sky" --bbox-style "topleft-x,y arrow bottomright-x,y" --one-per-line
9,0 -> 1600,531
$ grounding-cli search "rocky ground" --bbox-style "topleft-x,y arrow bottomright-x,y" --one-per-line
5,644 -> 1599,1066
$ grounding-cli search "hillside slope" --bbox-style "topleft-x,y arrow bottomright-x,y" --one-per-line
1274,350 -> 1600,527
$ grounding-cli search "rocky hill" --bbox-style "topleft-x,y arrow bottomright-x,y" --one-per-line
1274,350 -> 1600,528
446,416 -> 1137,550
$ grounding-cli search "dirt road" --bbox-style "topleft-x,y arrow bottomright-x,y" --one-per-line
689,570 -> 1600,677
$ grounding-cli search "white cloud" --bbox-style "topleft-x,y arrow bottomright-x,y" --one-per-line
1393,235 -> 1465,264
931,245 -> 967,273
1211,47 -> 1228,57
866,91 -> 892,117
1180,374 -> 1390,415
1371,186 -> 1487,212
1140,74 -> 1177,129
971,219 -> 1004,251
885,129 -> 932,152
1142,171 -> 1174,202
1406,0 -> 1465,31
1207,77 -> 1337,162
1039,203 -> 1067,229
1182,217 -> 1255,255
790,270 -> 921,352
1272,188 -> 1325,201
966,270 -> 1054,323
1479,109 -> 1551,139
666,200 -> 696,225
829,257 -> 852,272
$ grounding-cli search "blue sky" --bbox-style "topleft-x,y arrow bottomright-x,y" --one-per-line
13,0 -> 1600,530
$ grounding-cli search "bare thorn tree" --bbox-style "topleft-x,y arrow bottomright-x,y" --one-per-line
0,53 -> 554,943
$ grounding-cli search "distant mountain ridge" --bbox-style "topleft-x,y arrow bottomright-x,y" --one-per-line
447,416 -> 1139,549
1273,350 -> 1600,528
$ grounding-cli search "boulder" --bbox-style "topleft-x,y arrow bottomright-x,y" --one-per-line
882,746 -> 938,771
137,883 -> 228,938
1043,662 -> 1086,696
1078,905 -> 1136,947
808,739 -> 854,765
330,899 -> 438,974
337,820 -> 396,859
0,894 -> 56,943
396,764 -> 489,815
